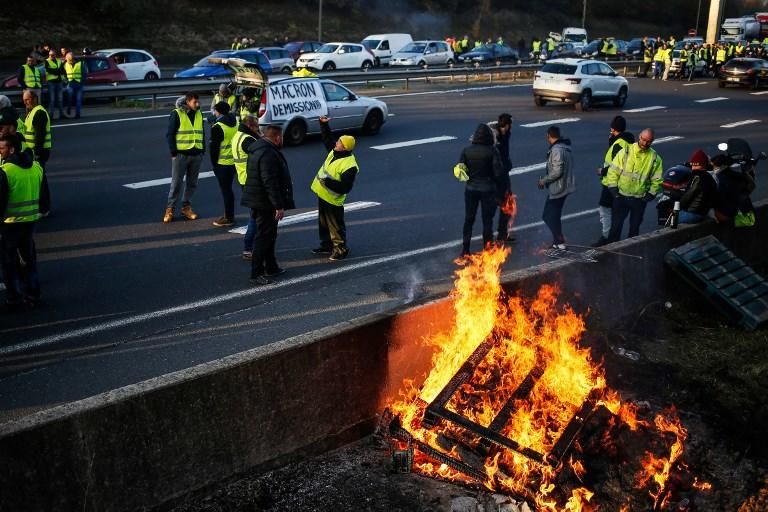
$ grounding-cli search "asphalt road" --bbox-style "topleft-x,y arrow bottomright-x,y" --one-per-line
0,76 -> 766,421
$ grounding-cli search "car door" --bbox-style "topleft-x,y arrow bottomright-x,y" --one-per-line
323,81 -> 365,129
580,63 -> 603,95
128,51 -> 152,80
598,62 -> 620,94
425,42 -> 439,65
112,51 -> 136,80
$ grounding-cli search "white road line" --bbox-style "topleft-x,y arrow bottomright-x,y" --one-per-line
695,97 -> 728,103
387,113 -> 396,117
371,135 -> 456,150
623,106 -> 666,113
750,91 -> 768,96
371,83 -> 531,99
720,119 -> 761,129
123,171 -> 216,190
509,162 -> 546,176
654,136 -> 685,144
228,201 -> 381,234
52,114 -> 168,129
0,208 -> 598,356
520,118 -> 580,128
682,82 -> 708,86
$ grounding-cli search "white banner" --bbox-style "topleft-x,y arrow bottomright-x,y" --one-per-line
267,80 -> 328,121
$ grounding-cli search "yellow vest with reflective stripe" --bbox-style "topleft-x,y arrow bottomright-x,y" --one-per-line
310,151 -> 359,206
24,105 -> 52,153
1,160 -> 43,223
46,58 -> 63,82
213,94 -> 236,109
532,40 -> 541,52
23,64 -> 41,89
232,130 -> 255,185
174,108 -> 203,151
64,61 -> 83,82
715,48 -> 726,63
602,137 -> 632,186
605,143 -> 663,198
643,48 -> 652,63
214,121 -> 237,166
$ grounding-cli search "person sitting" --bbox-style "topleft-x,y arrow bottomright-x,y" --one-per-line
678,149 -> 717,224
710,153 -> 755,225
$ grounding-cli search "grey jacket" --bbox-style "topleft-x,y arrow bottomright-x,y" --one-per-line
543,138 -> 575,199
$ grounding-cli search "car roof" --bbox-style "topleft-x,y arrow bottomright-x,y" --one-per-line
544,58 -> 592,65
325,42 -> 362,46
96,48 -> 153,55
256,47 -> 285,51
411,40 -> 443,43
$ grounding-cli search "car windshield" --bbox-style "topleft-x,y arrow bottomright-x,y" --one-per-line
400,43 -> 426,53
564,34 -> 586,42
475,44 -> 497,52
721,27 -> 742,35
194,52 -> 231,67
541,63 -> 578,74
284,42 -> 301,52
728,60 -> 757,70
362,40 -> 380,50
317,44 -> 339,53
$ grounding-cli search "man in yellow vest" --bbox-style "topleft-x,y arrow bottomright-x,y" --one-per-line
641,45 -> 653,77
63,52 -> 86,119
310,116 -> 359,261
17,55 -> 42,99
594,116 -> 634,246
232,113 -> 261,259
44,49 -> 65,120
209,84 -> 236,121
209,101 -> 238,228
714,44 -> 727,76
164,93 -> 204,223
661,44 -> 673,80
652,45 -> 665,79
22,90 -> 51,216
0,134 -> 47,309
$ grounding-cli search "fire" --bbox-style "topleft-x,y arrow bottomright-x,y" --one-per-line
388,245 -> 696,510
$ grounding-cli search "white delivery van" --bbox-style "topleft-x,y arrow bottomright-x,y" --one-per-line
562,27 -> 589,49
362,34 -> 413,66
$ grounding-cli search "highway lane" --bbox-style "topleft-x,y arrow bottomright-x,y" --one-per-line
0,77 -> 766,420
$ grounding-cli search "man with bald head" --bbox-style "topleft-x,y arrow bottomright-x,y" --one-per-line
605,127 -> 663,242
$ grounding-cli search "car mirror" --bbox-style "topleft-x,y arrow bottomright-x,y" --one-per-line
425,50 -> 432,54
338,49 -> 346,54
609,71 -> 617,77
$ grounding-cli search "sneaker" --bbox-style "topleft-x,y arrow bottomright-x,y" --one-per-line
551,243 -> 566,250
249,275 -> 272,286
163,208 -> 174,223
242,251 -> 253,261
40,211 -> 51,218
311,246 -> 332,255
328,249 -> 349,262
592,236 -> 608,247
181,205 -> 198,220
265,267 -> 286,277
212,216 -> 235,228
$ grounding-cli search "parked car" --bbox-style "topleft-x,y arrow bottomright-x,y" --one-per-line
390,40 -> 455,67
284,41 -> 324,61
579,38 -> 628,59
1,54 -> 127,88
174,49 -> 272,78
256,47 -> 295,74
295,42 -> 374,71
626,38 -> 645,59
94,48 -> 161,80
675,37 -> 704,50
458,43 -> 519,65
718,58 -> 768,89
532,58 -> 629,111
361,33 -> 413,66
549,43 -> 581,59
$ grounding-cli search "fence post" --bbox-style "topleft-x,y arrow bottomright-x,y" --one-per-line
152,93 -> 157,110
405,77 -> 409,90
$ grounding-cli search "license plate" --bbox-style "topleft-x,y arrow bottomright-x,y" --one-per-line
728,77 -> 739,82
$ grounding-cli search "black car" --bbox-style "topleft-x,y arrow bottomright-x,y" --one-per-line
458,44 -> 519,65
581,39 -> 628,59
284,41 -> 324,61
549,43 -> 581,59
626,38 -> 645,59
718,58 -> 768,89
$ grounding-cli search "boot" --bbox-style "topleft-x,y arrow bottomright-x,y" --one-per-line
163,208 -> 173,223
181,205 -> 198,220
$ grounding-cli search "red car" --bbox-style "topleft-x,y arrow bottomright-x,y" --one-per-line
1,55 -> 128,88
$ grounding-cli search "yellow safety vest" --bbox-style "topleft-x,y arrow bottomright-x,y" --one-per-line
653,49 -> 664,62
174,108 -> 203,151
310,151 -> 359,206
532,40 -> 541,52
64,61 -> 83,82
715,49 -> 726,63
606,143 -> 663,198
46,58 -> 63,82
24,105 -> 52,153
214,121 -> 237,166
213,93 -> 236,110
232,130 -> 256,185
643,48 -> 653,63
23,64 -> 42,89
602,137 -> 632,186
1,160 -> 43,223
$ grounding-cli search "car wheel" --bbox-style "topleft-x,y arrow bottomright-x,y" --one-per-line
718,81 -> 725,88
284,120 -> 307,146
447,59 -> 454,67
613,86 -> 627,107
575,89 -> 591,112
322,62 -> 336,71
361,60 -> 373,71
362,109 -> 384,135
418,60 -> 426,68
144,72 -> 159,80
374,57 -> 381,67
281,66 -> 293,74
534,95 -> 547,107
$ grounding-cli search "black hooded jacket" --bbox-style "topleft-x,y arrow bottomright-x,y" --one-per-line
460,124 -> 505,193
240,138 -> 295,211
208,112 -> 238,166
680,169 -> 718,215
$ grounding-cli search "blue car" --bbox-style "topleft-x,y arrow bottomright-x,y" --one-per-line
174,49 -> 273,78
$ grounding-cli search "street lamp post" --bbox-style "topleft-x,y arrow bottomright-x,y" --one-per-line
582,0 -> 587,29
318,0 -> 323,42
696,0 -> 702,35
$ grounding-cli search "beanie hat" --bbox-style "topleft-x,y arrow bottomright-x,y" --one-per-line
610,115 -> 626,133
0,107 -> 18,126
688,149 -> 708,166
214,101 -> 231,115
339,135 -> 356,151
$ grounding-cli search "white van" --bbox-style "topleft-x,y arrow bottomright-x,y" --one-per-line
362,34 -> 413,66
562,27 -> 589,49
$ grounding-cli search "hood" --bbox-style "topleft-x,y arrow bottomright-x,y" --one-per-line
174,66 -> 228,78
174,96 -> 186,109
216,112 -> 237,127
470,123 -> 494,146
297,52 -> 321,61
610,131 -> 635,146
6,148 -> 34,168
551,138 -> 572,148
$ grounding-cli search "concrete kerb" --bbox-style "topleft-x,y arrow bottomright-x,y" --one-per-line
2,200 -> 767,512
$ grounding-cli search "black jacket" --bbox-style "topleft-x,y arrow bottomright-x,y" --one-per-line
714,167 -> 755,217
166,107 -> 205,157
460,123 -> 505,193
680,169 -> 717,215
0,150 -> 49,220
208,112 -> 237,167
599,131 -> 635,207
240,138 -> 295,211
319,121 -> 358,195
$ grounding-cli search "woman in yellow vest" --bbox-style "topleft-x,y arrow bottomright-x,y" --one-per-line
310,116 -> 359,261
209,101 -> 238,228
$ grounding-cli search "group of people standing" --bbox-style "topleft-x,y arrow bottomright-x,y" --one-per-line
18,47 -> 87,120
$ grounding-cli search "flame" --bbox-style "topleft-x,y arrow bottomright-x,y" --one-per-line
635,407 -> 688,509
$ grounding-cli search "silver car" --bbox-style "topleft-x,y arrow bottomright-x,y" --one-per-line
256,47 -> 295,75
390,40 -> 455,67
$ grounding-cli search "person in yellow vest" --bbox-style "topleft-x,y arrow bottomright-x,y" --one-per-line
209,84 -> 236,121
17,55 -> 42,99
652,45 -> 665,79
310,116 -> 359,261
594,116 -> 634,246
232,113 -> 261,259
63,52 -> 86,119
641,45 -> 653,77
0,106 -> 30,158
531,37 -> 542,60
209,101 -> 238,228
661,44 -> 673,80
163,93 -> 204,223
44,49 -> 65,120
460,35 -> 469,54
714,44 -> 727,76
735,42 -> 745,56
22,90 -> 51,216
0,134 -> 47,309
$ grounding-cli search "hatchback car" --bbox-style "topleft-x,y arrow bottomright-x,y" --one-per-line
458,44 -> 519,65
295,42 -> 374,71
718,58 -> 768,89
284,41 -> 324,61
95,48 -> 161,80
390,40 -> 455,67
256,47 -> 295,74
1,55 -> 127,88
532,58 -> 629,111
174,49 -> 272,78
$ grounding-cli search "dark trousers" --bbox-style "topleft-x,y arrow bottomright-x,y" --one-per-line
38,159 -> 51,214
250,208 -> 278,277
0,223 -> 39,304
318,198 -> 346,251
608,195 -> 647,242
463,189 -> 496,252
213,164 -> 236,220
542,195 -> 567,244
497,208 -> 510,240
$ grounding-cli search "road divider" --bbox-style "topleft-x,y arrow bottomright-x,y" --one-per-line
654,136 -> 685,144
695,97 -> 728,103
371,136 -> 456,150
228,201 -> 382,234
721,119 -> 761,128
623,106 -> 666,113
124,171 -> 216,190
520,118 -> 580,128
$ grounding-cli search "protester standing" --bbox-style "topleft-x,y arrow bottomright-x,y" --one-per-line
44,50 -> 65,120
232,113 -> 260,259
594,116 -> 633,246
538,126 -> 575,249
164,93 -> 204,223
63,52 -> 86,119
17,55 -> 42,99
209,101 -> 238,228
489,113 -> 515,243
22,90 -> 51,216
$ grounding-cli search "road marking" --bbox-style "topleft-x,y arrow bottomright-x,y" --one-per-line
750,91 -> 768,95
682,82 -> 708,86
123,171 -> 216,189
695,97 -> 728,103
228,201 -> 381,234
0,208 -> 598,356
387,113 -> 396,117
720,119 -> 761,128
371,135 -> 456,150
52,114 -> 169,129
509,162 -> 546,176
520,118 -> 580,128
623,106 -> 666,113
654,136 -> 685,144
371,83 -> 531,99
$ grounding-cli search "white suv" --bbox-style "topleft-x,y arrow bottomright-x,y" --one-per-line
295,42 -> 374,71
532,58 -> 628,111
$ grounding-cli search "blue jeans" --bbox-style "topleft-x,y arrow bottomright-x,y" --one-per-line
679,210 -> 706,224
244,217 -> 256,252
65,82 -> 83,117
542,195 -> 567,244
47,81 -> 64,117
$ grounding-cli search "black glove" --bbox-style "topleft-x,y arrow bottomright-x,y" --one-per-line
643,192 -> 655,203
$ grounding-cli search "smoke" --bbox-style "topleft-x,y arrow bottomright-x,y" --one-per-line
365,0 -> 451,38
402,266 -> 425,305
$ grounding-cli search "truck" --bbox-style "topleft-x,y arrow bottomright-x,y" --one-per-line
720,16 -> 761,41
562,27 -> 588,49
756,13 -> 768,39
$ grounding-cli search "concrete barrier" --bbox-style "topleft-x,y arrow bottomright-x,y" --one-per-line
2,201 -> 767,512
